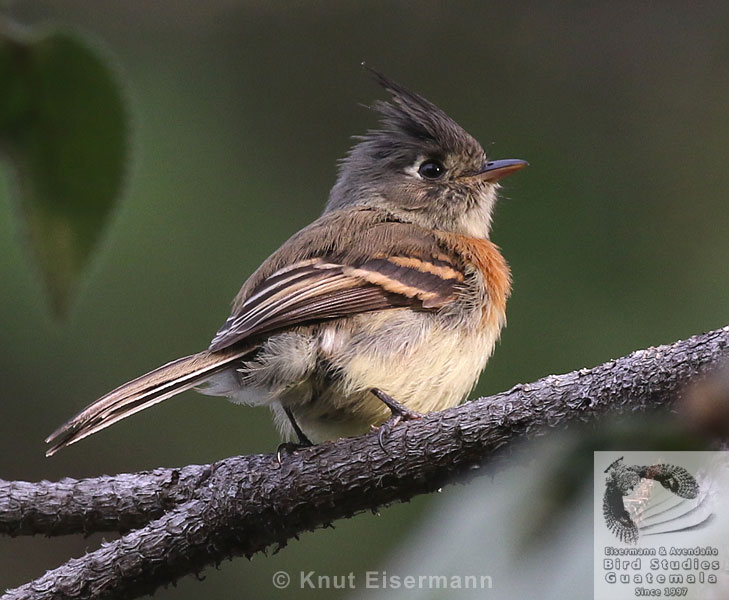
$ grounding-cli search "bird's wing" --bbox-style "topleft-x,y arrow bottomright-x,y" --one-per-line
603,481 -> 639,544
208,251 -> 465,352
637,464 -> 699,499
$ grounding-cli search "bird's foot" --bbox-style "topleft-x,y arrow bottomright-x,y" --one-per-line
370,388 -> 422,452
276,406 -> 314,463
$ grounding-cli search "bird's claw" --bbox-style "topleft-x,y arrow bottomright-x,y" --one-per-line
370,388 -> 422,452
276,441 -> 312,465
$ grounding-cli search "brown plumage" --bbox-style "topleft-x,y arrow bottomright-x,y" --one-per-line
209,209 -> 466,351
440,234 -> 511,327
45,69 -> 526,456
46,348 -> 253,455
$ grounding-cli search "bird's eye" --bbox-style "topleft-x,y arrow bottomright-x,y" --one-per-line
417,159 -> 446,180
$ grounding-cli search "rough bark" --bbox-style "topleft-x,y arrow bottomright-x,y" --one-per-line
2,325 -> 728,600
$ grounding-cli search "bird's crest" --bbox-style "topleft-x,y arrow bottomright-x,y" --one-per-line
361,65 -> 483,157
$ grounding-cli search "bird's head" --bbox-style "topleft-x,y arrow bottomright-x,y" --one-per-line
326,68 -> 527,239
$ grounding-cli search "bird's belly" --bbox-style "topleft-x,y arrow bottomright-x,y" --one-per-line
204,308 -> 501,444
286,310 -> 500,443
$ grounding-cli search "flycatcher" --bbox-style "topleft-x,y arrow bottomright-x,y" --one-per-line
45,70 -> 527,456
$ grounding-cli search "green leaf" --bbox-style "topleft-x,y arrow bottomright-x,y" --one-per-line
0,25 -> 128,316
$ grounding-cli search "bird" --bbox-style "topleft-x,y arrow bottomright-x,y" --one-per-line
602,457 -> 699,544
45,69 -> 527,457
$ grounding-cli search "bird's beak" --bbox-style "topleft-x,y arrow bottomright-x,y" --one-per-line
472,158 -> 528,182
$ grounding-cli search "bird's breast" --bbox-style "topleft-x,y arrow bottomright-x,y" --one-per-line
436,232 -> 511,329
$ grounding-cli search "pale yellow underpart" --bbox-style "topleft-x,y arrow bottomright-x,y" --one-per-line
203,300 -> 504,444
340,316 -> 497,412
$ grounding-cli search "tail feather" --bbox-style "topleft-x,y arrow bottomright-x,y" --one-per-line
45,347 -> 252,456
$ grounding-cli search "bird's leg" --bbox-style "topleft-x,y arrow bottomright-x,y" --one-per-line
371,388 -> 422,420
276,407 -> 313,463
370,388 -> 422,451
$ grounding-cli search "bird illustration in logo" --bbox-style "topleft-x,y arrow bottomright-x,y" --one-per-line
603,457 -> 699,544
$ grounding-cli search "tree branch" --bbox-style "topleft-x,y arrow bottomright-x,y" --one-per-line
0,464 -> 211,537
3,325 -> 728,600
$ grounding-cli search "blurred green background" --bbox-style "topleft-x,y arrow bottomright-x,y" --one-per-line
1,1 -> 729,598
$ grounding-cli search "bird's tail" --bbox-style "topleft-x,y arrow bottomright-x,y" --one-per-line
45,347 -> 252,456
